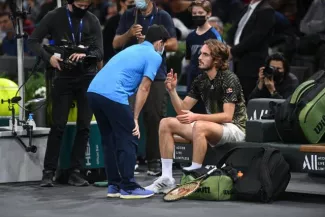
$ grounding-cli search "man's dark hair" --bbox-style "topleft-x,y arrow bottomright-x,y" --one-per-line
145,24 -> 170,44
265,53 -> 290,76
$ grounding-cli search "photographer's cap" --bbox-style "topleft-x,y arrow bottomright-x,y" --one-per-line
145,25 -> 170,44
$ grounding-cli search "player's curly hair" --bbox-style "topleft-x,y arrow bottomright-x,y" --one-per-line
204,39 -> 229,71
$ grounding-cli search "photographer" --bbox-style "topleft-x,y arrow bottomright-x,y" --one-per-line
27,0 -> 103,187
249,53 -> 299,100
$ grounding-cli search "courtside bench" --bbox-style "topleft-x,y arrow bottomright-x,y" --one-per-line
173,98 -> 325,175
173,135 -> 325,174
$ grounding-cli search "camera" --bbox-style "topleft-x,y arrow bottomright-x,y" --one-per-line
263,66 -> 278,78
43,40 -> 97,71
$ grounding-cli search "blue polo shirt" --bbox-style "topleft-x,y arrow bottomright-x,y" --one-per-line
115,6 -> 176,80
87,41 -> 162,105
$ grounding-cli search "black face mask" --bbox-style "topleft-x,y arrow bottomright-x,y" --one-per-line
127,4 -> 135,9
192,16 -> 206,27
72,4 -> 88,18
273,71 -> 284,83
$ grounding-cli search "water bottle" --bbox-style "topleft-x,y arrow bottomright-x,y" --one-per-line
27,113 -> 36,130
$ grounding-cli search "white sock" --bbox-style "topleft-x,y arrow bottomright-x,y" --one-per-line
161,158 -> 173,179
183,162 -> 202,171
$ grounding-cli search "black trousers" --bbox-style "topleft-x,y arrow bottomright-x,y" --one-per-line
44,76 -> 93,172
129,80 -> 167,161
87,92 -> 138,190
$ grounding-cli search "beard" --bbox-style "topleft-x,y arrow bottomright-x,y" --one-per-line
198,62 -> 214,71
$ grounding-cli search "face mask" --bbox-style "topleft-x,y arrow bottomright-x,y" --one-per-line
135,0 -> 147,10
127,4 -> 135,9
273,71 -> 284,83
192,16 -> 206,27
72,4 -> 88,18
23,1 -> 28,9
157,45 -> 165,56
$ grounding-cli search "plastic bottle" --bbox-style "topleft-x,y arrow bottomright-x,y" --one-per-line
26,113 -> 36,130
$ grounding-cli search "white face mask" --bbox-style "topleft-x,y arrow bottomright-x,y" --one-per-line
157,45 -> 165,56
135,0 -> 147,9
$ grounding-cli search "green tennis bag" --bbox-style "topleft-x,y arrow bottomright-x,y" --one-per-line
274,70 -> 325,143
180,166 -> 238,201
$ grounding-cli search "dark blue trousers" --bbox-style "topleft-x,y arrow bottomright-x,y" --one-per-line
87,92 -> 138,190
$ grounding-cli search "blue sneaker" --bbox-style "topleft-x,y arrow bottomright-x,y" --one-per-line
107,185 -> 120,198
120,187 -> 154,199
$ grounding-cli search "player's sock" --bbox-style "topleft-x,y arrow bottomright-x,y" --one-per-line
161,158 -> 173,179
183,162 -> 202,171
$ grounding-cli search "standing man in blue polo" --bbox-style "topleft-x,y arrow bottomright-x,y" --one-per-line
87,25 -> 170,199
113,0 -> 178,176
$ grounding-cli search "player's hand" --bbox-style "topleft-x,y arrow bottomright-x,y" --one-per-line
165,68 -> 177,92
132,119 -> 140,139
128,24 -> 143,37
137,34 -> 145,43
176,110 -> 197,124
69,53 -> 86,62
50,55 -> 63,71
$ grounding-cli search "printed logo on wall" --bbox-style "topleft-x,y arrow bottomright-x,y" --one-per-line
85,143 -> 91,166
174,144 -> 192,162
85,142 -> 101,167
302,154 -> 325,171
249,109 -> 268,120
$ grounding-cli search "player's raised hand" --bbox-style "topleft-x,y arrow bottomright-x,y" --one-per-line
165,68 -> 177,92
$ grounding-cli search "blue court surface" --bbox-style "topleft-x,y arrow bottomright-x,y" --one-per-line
1,170 -> 325,217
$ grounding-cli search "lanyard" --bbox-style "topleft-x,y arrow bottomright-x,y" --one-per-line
148,15 -> 154,26
211,27 -> 223,42
136,12 -> 154,27
66,8 -> 83,45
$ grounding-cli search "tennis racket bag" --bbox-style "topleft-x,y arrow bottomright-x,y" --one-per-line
274,70 -> 325,144
217,147 -> 291,203
180,166 -> 238,201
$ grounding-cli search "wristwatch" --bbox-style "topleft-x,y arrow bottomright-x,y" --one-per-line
271,91 -> 278,97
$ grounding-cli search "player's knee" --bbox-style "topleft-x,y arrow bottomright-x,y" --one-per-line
193,121 -> 221,136
159,117 -> 177,132
192,121 -> 208,135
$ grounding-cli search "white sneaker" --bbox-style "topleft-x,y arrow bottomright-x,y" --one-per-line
145,176 -> 176,194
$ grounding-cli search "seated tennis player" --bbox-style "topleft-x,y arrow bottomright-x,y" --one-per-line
145,39 -> 247,194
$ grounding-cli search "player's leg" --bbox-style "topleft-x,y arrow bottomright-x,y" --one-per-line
183,121 -> 245,171
145,117 -> 193,194
87,92 -> 121,197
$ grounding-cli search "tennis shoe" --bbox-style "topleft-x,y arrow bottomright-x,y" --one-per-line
145,176 -> 176,194
107,185 -> 120,198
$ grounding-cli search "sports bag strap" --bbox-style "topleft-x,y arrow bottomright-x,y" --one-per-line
222,166 -> 239,182
216,147 -> 239,168
309,69 -> 325,82
259,148 -> 277,202
216,146 -> 265,168
290,80 -> 314,104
